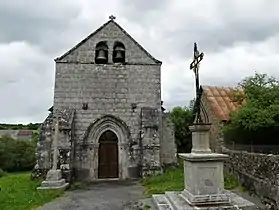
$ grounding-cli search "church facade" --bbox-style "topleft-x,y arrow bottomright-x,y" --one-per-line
33,17 -> 176,182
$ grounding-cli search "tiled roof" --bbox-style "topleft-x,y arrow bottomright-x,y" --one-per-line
17,130 -> 33,136
202,85 -> 243,121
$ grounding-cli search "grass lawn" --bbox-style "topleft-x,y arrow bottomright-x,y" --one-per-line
141,164 -> 240,197
0,172 -> 64,210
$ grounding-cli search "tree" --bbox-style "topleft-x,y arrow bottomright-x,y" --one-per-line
227,73 -> 279,131
170,106 -> 193,153
0,135 -> 36,172
0,123 -> 41,130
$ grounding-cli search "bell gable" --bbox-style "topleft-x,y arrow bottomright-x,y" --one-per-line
55,18 -> 161,65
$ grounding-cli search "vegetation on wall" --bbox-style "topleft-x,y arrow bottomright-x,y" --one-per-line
170,106 -> 193,153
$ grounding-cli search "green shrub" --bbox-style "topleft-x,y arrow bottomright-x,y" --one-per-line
0,168 -> 6,178
0,135 -> 36,172
224,172 -> 239,189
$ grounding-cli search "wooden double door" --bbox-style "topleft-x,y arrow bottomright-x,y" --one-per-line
98,130 -> 119,179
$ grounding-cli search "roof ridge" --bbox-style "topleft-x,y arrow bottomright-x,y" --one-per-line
202,85 -> 236,89
55,19 -> 162,64
55,20 -> 113,61
112,21 -> 162,64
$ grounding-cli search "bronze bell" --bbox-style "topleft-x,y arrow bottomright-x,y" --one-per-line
114,46 -> 125,62
96,49 -> 107,63
115,51 -> 123,59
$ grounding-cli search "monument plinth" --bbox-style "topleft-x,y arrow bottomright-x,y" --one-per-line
37,120 -> 69,190
151,43 -> 257,209
152,123 -> 257,209
179,124 -> 231,205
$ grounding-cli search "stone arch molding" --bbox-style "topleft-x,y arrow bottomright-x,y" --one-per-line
83,114 -> 132,180
83,114 -> 132,145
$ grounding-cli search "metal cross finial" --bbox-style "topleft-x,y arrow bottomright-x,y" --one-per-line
190,42 -> 204,98
109,15 -> 116,20
190,42 -> 205,124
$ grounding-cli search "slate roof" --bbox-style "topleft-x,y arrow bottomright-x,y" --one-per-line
55,19 -> 162,64
202,85 -> 243,121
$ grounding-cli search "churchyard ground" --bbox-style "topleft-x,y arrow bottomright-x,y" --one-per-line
0,172 -> 63,210
0,165 -> 266,210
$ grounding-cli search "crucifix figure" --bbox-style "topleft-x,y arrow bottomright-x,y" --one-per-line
190,42 -> 204,123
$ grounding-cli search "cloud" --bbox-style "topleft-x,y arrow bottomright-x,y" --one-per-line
0,1 -> 81,55
1,0 -> 279,123
0,42 -> 54,123
162,34 -> 279,111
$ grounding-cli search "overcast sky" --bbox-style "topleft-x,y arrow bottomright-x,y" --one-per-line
1,0 -> 279,123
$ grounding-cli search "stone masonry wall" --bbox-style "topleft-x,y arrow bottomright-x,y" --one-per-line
160,112 -> 177,166
58,21 -> 157,65
32,108 -> 75,182
222,147 -> 279,207
140,107 -> 162,177
53,20 -> 162,179
32,111 -> 53,180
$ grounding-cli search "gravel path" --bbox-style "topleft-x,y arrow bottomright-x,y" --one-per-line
38,180 -> 145,210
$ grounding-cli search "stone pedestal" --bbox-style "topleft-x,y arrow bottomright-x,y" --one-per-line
37,169 -> 69,190
152,123 -> 257,209
179,153 -> 230,205
189,124 -> 212,154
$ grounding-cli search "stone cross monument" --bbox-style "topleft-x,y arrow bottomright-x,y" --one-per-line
151,43 -> 257,209
37,119 -> 69,190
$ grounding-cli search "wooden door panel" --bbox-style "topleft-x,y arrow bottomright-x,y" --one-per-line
98,143 -> 108,178
98,142 -> 118,178
107,143 -> 118,178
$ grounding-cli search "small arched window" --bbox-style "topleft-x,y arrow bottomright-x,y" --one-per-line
95,41 -> 108,64
113,41 -> 126,63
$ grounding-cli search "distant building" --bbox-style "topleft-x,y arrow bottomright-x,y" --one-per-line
0,130 -> 33,141
17,130 -> 34,140
200,85 -> 243,152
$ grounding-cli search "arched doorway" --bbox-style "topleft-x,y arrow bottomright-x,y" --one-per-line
98,130 -> 119,178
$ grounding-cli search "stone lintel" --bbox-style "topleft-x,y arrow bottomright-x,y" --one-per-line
182,189 -> 230,205
178,153 -> 228,162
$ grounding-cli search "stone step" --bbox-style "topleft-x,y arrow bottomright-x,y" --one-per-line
165,191 -> 191,210
152,194 -> 174,210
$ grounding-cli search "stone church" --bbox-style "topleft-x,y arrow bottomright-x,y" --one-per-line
33,16 -> 177,182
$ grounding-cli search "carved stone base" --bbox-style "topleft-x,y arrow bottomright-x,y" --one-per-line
152,190 -> 257,209
182,189 -> 230,205
37,169 -> 69,190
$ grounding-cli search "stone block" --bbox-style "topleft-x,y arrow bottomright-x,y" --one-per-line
153,191 -> 258,210
37,169 -> 69,190
179,153 -> 228,198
